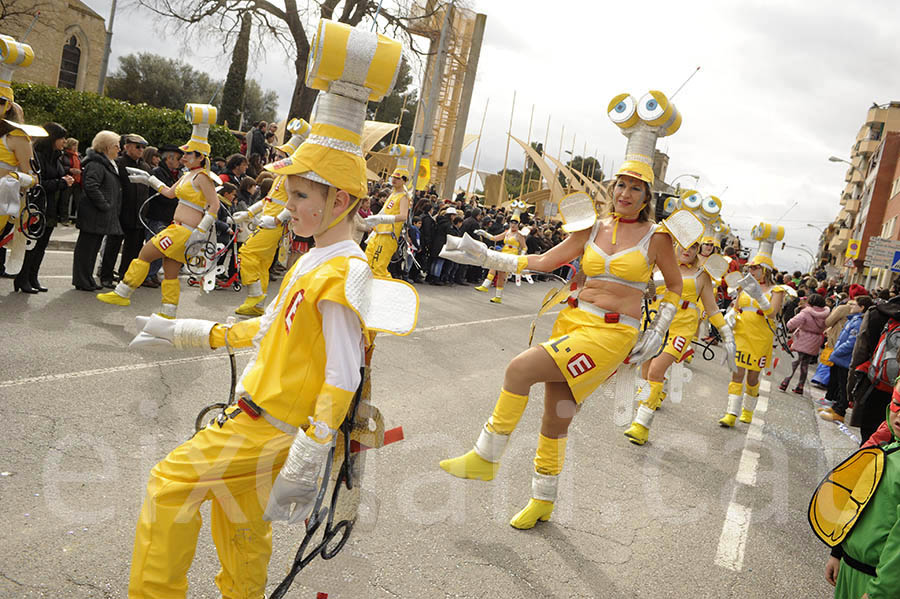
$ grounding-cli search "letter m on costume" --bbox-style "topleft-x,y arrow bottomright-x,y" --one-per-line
284,289 -> 305,333
567,353 -> 595,378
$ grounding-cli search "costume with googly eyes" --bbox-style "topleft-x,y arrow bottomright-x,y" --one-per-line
439,90 -> 703,529
124,22 -> 417,598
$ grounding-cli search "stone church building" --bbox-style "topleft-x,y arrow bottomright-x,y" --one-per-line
2,1 -> 106,93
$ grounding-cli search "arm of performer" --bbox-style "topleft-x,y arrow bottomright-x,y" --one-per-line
259,208 -> 292,229
699,271 -> 737,371
364,195 -> 410,227
627,232 -> 683,364
10,133 -> 36,185
232,199 -> 267,224
767,288 -> 785,317
263,300 -> 364,524
130,314 -> 262,350
126,167 -> 177,198
440,228 -> 589,275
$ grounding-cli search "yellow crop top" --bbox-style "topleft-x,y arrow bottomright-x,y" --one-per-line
0,130 -> 27,170
263,174 -> 289,216
581,222 -> 656,291
501,232 -> 522,254
175,170 -> 211,212
654,271 -> 700,311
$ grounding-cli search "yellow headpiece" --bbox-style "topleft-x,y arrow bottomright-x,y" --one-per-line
749,221 -> 784,271
391,166 -> 410,181
267,19 -> 403,231
180,103 -> 217,156
0,35 -> 34,108
608,90 -> 681,186
677,190 -> 727,246
275,118 -> 312,154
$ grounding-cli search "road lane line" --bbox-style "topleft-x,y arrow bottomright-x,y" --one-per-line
714,385 -> 770,571
0,311 -> 561,388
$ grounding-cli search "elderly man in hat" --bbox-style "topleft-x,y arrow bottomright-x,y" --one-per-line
97,134 -> 150,288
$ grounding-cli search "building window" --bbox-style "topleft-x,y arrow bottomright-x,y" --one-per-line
57,36 -> 80,89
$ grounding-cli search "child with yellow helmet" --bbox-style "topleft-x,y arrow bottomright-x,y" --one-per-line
122,20 -> 416,597
96,103 -> 220,318
717,222 -> 788,427
438,90 -> 698,529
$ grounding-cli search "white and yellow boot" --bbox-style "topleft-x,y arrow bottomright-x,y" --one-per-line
718,381 -> 743,427
624,380 -> 664,445
510,434 -> 565,530
475,273 -> 494,293
490,286 -> 503,304
97,258 -> 149,306
235,280 -> 266,316
157,278 -> 180,319
439,388 -> 528,481
740,382 -> 759,424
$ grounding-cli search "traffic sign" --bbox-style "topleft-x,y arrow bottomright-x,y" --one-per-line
891,251 -> 900,273
845,258 -> 855,268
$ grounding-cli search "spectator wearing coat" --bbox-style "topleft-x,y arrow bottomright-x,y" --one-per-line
780,293 -> 830,395
72,131 -> 122,291
102,134 -> 150,288
820,296 -> 874,423
59,137 -> 82,223
427,206 -> 454,285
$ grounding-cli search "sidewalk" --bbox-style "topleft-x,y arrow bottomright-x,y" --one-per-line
47,223 -> 78,251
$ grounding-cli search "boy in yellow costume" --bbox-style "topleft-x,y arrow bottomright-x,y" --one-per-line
124,21 -> 415,598
233,118 -> 311,316
364,165 -> 410,277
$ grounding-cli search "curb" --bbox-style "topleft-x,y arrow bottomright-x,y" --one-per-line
48,240 -> 76,251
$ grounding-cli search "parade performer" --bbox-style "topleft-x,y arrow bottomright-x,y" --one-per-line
124,20 -> 414,597
473,217 -> 526,304
718,222 -> 787,427
232,118 -> 311,316
439,90 -> 702,529
364,162 -> 410,278
0,35 -> 45,275
811,388 -> 900,598
623,237 -> 736,445
96,104 -> 220,318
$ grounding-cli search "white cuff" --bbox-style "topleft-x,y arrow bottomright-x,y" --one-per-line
482,249 -> 521,273
474,424 -> 509,463
532,471 -> 558,502
172,318 -> 217,349
280,432 -> 331,485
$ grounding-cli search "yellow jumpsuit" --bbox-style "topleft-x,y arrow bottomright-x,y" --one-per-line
733,285 -> 784,372
365,189 -> 406,278
129,252 -> 368,599
649,272 -> 701,361
237,175 -> 289,299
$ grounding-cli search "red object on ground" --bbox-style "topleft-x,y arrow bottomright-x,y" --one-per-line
773,357 -> 779,369
317,593 -> 328,599
350,426 -> 404,453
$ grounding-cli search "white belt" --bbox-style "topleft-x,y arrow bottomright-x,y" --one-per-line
263,410 -> 298,435
657,296 -> 700,312
575,302 -> 641,330
585,273 -> 648,292
178,199 -> 205,213
174,221 -> 196,233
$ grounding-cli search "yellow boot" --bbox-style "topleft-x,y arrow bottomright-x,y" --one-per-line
510,498 -> 554,529
719,381 -> 743,428
474,285 -> 489,292
739,384 -> 759,424
475,273 -> 494,292
490,296 -> 502,304
625,381 -> 664,446
97,259 -> 149,306
235,296 -> 265,317
97,288 -> 131,306
739,409 -> 753,424
439,425 -> 506,481
510,436 -> 564,529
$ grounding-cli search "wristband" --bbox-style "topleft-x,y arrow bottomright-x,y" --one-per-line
661,290 -> 680,306
709,312 -> 726,329
515,255 -> 528,274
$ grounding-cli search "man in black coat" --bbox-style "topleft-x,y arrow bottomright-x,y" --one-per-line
458,207 -> 482,283
142,145 -> 183,287
99,134 -> 150,287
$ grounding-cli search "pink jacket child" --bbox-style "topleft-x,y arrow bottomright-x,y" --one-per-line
780,296 -> 830,394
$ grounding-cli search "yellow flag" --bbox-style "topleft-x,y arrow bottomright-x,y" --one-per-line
846,239 -> 861,259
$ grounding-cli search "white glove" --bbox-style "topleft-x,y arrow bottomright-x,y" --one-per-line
737,273 -> 771,311
364,214 -> 395,227
724,307 -> 737,328
264,433 -> 331,524
276,208 -> 291,224
187,213 -> 216,247
439,233 -> 522,273
628,302 -> 677,364
231,211 -> 249,224
473,228 -> 489,238
13,172 -> 36,189
129,314 -> 217,350
126,167 -> 165,192
718,322 -> 738,373
258,215 -> 279,229
247,200 -> 265,218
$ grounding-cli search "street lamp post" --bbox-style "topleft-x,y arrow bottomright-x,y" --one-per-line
670,173 -> 700,192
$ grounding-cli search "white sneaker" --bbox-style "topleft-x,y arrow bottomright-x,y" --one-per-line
814,397 -> 833,408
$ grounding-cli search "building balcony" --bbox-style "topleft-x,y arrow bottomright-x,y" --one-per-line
866,106 -> 888,125
845,199 -> 860,213
858,138 -> 880,155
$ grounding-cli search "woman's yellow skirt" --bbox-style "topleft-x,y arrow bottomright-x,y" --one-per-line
733,311 -> 774,372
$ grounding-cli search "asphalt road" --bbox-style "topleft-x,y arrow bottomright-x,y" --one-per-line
0,249 -> 859,598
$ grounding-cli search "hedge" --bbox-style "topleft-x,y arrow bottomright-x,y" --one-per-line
11,83 -> 240,158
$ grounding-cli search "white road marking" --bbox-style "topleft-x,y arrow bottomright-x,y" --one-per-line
0,311 -> 559,388
714,383 -> 770,572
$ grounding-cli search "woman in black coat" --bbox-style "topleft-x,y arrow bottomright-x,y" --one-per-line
72,131 -> 122,291
14,122 -> 73,293
427,206 -> 454,284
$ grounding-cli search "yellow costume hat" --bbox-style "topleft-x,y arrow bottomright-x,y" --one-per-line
181,103 -> 217,155
387,143 -> 430,190
608,90 -> 682,186
749,221 -> 784,271
275,118 -> 311,154
267,19 -> 403,226
677,190 -> 727,247
0,35 -> 34,107
391,166 -> 410,181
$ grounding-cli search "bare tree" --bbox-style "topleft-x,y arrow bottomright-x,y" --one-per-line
0,0 -> 49,34
137,0 -> 447,123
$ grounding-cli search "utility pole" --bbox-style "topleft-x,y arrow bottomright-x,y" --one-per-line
97,0 -> 118,95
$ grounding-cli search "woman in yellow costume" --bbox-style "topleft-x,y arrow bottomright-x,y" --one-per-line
97,104 -> 220,318
0,35 -> 44,276
439,90 -> 700,529
718,222 -> 787,427
232,118 -> 311,316
473,217 -> 526,303
363,164 -> 410,278
123,20 -> 415,597
623,238 -> 736,445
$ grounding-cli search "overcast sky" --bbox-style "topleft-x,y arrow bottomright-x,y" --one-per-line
84,0 -> 900,272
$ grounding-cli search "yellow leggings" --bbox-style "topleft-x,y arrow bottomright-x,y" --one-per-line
128,411 -> 290,599
238,226 -> 283,295
365,234 -> 397,278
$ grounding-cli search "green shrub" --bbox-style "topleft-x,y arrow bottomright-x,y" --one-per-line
11,83 -> 240,157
